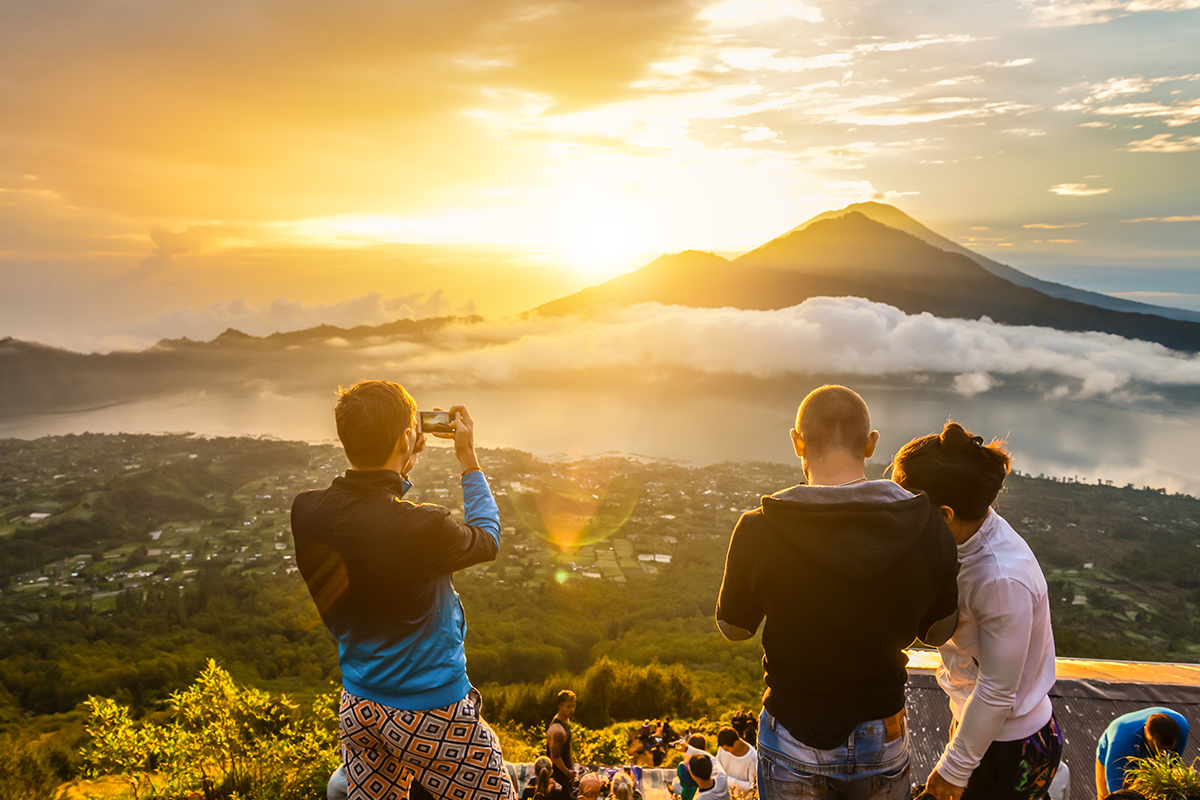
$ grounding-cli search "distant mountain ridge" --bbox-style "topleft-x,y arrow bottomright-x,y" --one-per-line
0,316 -> 476,418
793,202 -> 1200,324
536,206 -> 1200,353
4,202 -> 1199,419
152,314 -> 477,351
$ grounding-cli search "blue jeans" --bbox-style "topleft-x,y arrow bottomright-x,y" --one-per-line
757,708 -> 910,800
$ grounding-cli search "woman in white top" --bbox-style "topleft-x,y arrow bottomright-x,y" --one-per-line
891,422 -> 1062,800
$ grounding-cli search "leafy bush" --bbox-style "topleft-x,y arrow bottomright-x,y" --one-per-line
572,722 -> 636,766
82,659 -> 339,800
491,723 -> 544,764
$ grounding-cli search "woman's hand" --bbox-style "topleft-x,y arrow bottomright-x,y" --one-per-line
923,768 -> 966,800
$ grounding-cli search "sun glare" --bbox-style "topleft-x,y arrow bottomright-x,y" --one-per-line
561,213 -> 645,277
283,206 -> 656,282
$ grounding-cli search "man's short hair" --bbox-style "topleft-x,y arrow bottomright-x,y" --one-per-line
716,727 -> 739,749
687,754 -> 712,782
334,381 -> 416,469
1147,713 -> 1181,751
796,385 -> 871,459
556,689 -> 576,707
687,733 -> 707,750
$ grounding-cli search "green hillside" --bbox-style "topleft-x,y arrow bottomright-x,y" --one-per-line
3,433 -> 1200,795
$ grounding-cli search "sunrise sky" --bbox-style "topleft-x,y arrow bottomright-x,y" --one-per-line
2,0 -> 1199,350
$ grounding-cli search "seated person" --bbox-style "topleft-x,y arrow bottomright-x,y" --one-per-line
730,712 -> 756,748
684,755 -> 729,800
673,735 -> 711,800
611,771 -> 643,800
714,728 -> 756,797
577,772 -> 608,800
662,718 -> 680,747
522,757 -> 566,800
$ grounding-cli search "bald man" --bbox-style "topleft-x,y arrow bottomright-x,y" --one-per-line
716,384 -> 959,800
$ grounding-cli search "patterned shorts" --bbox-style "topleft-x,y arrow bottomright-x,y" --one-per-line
961,714 -> 1063,800
340,688 -> 517,800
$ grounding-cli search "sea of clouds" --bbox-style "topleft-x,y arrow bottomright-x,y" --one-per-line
14,294 -> 1200,491
340,296 -> 1200,399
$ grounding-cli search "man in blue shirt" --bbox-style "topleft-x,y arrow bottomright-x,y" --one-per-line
293,380 -> 514,800
1095,706 -> 1190,798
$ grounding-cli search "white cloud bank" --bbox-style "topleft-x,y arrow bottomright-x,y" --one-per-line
355,297 -> 1200,398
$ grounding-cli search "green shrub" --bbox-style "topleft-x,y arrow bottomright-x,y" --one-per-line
81,659 -> 340,800
573,722 -> 636,765
491,723 -> 544,764
1125,752 -> 1200,800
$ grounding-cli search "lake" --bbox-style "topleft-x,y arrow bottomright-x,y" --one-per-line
4,375 -> 1200,495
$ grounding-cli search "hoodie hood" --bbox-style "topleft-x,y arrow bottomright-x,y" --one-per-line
760,480 -> 935,581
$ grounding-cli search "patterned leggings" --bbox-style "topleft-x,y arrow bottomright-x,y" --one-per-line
340,688 -> 517,800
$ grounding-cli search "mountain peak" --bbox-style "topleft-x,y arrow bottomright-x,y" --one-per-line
529,204 -> 1200,352
738,209 -> 927,269
784,201 -> 910,236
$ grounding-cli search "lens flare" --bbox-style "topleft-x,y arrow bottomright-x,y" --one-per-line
509,467 -> 639,551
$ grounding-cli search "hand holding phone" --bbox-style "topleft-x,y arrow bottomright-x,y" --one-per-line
419,410 -> 456,435
421,406 -> 480,473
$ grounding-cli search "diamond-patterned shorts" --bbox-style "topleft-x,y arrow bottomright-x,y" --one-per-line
340,688 -> 517,800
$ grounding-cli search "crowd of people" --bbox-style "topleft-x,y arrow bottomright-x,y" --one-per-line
294,380 -> 1194,800
636,717 -> 682,766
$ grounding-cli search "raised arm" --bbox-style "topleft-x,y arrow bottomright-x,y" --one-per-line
420,404 -> 501,573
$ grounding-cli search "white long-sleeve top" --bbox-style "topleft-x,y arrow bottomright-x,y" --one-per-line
935,509 -> 1056,787
715,746 -> 757,793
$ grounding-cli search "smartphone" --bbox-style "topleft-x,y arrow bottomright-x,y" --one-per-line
419,410 -> 455,434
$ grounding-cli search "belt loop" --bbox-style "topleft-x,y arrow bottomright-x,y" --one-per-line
768,712 -> 776,732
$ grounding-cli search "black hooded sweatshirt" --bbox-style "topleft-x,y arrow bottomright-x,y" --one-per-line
716,481 -> 958,749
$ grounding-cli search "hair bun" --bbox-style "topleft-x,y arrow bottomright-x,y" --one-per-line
939,422 -> 987,452
940,422 -> 971,448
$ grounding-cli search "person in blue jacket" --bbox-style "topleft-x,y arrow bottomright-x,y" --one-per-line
1096,707 -> 1190,798
292,380 -> 514,800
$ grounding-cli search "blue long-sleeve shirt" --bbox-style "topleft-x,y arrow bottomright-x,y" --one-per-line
291,468 -> 502,710
1097,707 -> 1189,793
